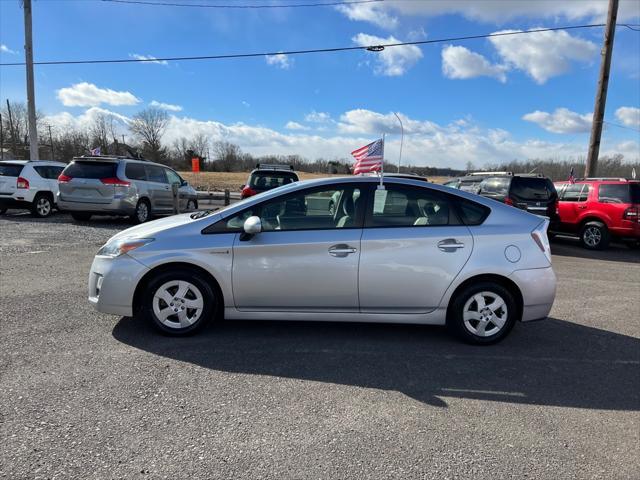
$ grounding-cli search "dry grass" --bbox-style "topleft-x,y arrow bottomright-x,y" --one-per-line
179,171 -> 450,192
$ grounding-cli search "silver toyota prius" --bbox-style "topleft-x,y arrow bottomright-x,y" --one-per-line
88,176 -> 556,344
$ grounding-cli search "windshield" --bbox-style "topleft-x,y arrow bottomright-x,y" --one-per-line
209,180 -> 302,218
249,171 -> 297,189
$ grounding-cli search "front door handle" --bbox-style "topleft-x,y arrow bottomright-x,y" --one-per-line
437,239 -> 465,251
329,244 -> 357,257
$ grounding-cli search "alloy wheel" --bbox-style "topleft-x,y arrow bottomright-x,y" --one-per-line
137,202 -> 149,223
583,226 -> 601,247
36,197 -> 51,216
462,291 -> 508,338
152,280 -> 204,329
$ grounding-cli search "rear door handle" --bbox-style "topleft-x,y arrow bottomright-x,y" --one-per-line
329,244 -> 357,257
437,239 -> 465,251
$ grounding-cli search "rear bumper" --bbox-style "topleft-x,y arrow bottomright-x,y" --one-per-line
510,266 -> 557,322
0,197 -> 34,209
57,195 -> 136,215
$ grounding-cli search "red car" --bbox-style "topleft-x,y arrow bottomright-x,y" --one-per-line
553,178 -> 639,250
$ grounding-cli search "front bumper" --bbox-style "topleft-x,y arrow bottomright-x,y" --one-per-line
88,253 -> 149,317
510,266 -> 557,322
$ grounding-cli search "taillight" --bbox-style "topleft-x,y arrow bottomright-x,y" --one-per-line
100,177 -> 130,186
623,206 -> 639,223
554,199 -> 559,215
17,176 -> 29,189
531,219 -> 552,263
58,174 -> 72,183
241,186 -> 256,198
504,197 -> 514,206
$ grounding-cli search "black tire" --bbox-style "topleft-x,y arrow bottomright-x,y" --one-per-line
447,282 -> 518,345
0,207 -> 7,215
140,269 -> 216,336
627,240 -> 640,250
31,193 -> 53,218
71,212 -> 92,221
186,199 -> 197,211
131,199 -> 151,224
580,221 -> 609,250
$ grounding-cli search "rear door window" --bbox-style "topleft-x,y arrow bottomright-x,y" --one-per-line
125,162 -> 147,181
561,184 -> 586,202
367,185 -> 456,227
63,161 -> 117,179
145,165 -> 168,183
598,184 -> 633,204
510,177 -> 552,200
0,164 -> 24,177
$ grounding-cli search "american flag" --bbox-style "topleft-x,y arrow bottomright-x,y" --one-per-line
351,138 -> 384,175
568,166 -> 575,184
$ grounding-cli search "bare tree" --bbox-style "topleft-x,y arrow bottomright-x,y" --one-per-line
1,101 -> 42,159
129,108 -> 168,161
89,113 -> 117,154
211,141 -> 242,172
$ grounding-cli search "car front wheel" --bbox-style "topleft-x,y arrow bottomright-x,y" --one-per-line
580,221 -> 609,250
31,194 -> 53,218
141,270 -> 216,335
448,282 -> 517,345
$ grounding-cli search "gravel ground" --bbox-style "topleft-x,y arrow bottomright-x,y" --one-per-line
1,211 -> 639,479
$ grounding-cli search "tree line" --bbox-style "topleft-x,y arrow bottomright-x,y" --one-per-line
1,100 -> 637,180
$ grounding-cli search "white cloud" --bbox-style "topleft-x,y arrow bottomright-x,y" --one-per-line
488,29 -> 598,84
241,101 -> 250,108
42,107 -> 640,168
338,109 -> 439,135
44,107 -> 130,134
336,0 -> 640,26
149,100 -> 183,112
615,107 -> 640,128
352,33 -> 423,76
56,82 -> 141,107
285,121 -> 310,131
441,45 -> 507,82
523,108 -> 593,134
265,53 -> 292,69
335,3 -> 398,29
304,111 -> 332,123
1,44 -> 17,55
129,53 -> 168,66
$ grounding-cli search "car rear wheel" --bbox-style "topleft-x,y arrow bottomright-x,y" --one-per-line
31,194 -> 53,218
141,270 -> 216,335
71,212 -> 92,221
132,199 -> 151,224
186,199 -> 197,211
448,282 -> 517,345
580,221 -> 609,250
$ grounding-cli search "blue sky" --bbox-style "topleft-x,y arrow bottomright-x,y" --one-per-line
0,0 -> 639,168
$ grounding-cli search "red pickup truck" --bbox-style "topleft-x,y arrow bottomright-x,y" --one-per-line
553,179 -> 639,250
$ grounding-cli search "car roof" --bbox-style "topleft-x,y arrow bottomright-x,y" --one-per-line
0,160 -> 65,166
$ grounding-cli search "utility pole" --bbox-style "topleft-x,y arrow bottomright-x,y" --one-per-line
585,0 -> 618,178
47,125 -> 54,160
0,113 -> 4,160
23,0 -> 39,160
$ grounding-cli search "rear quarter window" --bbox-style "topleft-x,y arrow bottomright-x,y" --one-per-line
63,161 -> 117,179
456,198 -> 490,225
125,162 -> 147,181
0,164 -> 24,177
598,184 -> 634,204
479,177 -> 510,195
510,177 -> 553,200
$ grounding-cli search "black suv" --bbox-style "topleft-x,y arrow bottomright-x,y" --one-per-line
241,164 -> 299,199
477,174 -> 559,221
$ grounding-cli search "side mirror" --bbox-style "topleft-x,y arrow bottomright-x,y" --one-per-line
243,216 -> 262,235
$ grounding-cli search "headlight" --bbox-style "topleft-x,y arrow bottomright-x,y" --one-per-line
97,238 -> 154,257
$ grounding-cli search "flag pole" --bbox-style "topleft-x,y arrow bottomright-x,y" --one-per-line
379,133 -> 385,189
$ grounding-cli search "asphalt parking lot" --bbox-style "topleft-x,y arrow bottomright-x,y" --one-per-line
1,212 -> 639,480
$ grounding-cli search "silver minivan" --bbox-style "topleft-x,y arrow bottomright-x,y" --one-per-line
57,156 -> 198,223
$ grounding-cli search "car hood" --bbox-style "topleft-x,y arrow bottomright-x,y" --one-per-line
107,213 -> 199,243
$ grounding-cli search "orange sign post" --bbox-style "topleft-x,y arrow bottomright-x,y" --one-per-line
191,157 -> 200,173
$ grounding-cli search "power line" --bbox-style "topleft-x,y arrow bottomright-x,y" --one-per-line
0,23 -> 607,67
100,0 -> 383,8
603,120 -> 640,133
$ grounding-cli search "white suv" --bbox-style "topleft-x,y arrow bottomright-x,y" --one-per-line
0,160 -> 67,217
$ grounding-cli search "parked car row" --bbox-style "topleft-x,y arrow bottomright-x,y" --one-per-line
444,172 -> 639,250
0,156 -> 199,223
